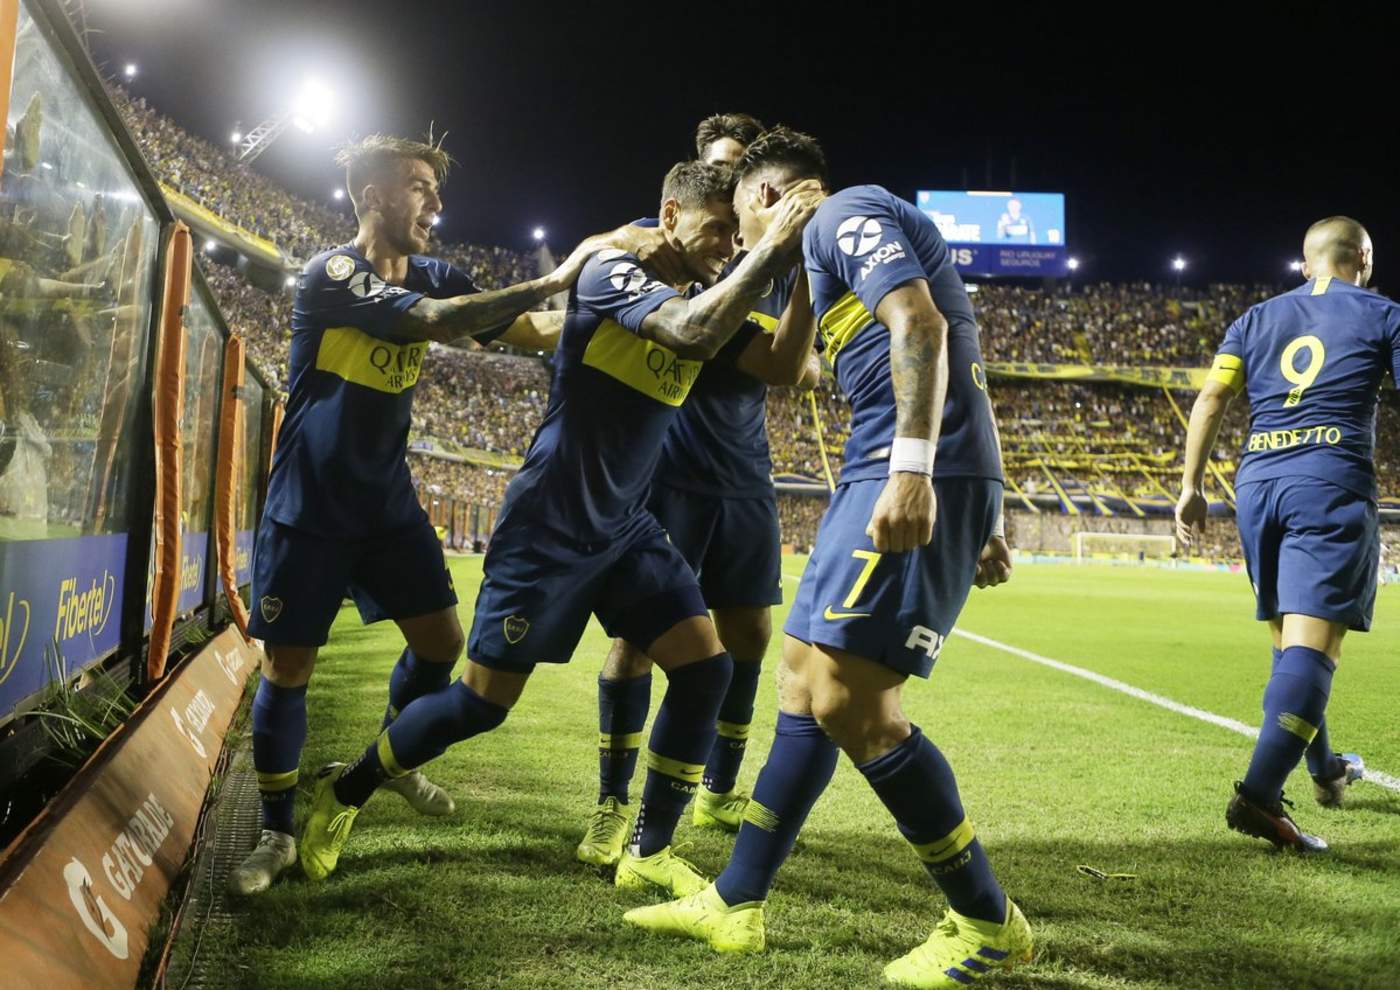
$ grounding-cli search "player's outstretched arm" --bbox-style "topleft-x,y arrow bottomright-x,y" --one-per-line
637,182 -> 823,360
1174,377 -> 1237,545
394,226 -> 664,345
736,267 -> 820,387
495,311 -> 565,352
866,280 -> 949,553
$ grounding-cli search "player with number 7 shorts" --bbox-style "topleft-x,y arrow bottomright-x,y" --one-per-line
1176,216 -> 1394,853
624,126 -> 1031,990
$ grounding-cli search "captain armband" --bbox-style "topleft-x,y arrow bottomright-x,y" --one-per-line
1207,354 -> 1246,394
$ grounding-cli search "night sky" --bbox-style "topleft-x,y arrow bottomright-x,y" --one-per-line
84,0 -> 1396,287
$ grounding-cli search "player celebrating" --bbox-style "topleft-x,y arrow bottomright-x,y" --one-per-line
578,113 -> 821,868
625,128 -> 1029,989
298,162 -> 824,896
994,198 -> 1035,244
230,133 -> 666,896
1176,216 -> 1387,852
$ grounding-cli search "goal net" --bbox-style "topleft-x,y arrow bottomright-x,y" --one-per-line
1071,531 -> 1176,563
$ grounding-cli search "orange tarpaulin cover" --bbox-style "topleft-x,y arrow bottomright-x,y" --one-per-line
215,335 -> 251,639
147,223 -> 193,682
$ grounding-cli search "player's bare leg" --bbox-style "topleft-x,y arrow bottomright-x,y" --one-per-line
379,607 -> 467,815
579,639 -> 656,866
231,645 -> 317,895
1229,613 -> 1352,850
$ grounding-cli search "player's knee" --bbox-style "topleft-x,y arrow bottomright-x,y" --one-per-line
603,639 -> 654,680
714,608 -> 772,662
664,651 -> 734,709
263,646 -> 316,687
810,689 -> 907,757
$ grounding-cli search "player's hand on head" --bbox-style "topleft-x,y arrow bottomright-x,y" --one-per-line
756,180 -> 826,258
866,472 -> 935,553
1174,489 -> 1208,546
580,224 -> 690,288
975,535 -> 1013,589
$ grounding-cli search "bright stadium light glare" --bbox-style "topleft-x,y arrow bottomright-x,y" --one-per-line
431,216 -> 441,227
333,188 -> 345,200
1288,260 -> 1302,271
1172,256 -> 1187,272
284,275 -> 297,287
291,77 -> 335,133
532,226 -> 546,242
230,130 -> 242,144
123,63 -> 138,79
205,239 -> 217,253
1067,257 -> 1080,271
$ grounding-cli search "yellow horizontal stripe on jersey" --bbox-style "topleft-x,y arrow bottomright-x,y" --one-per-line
315,325 -> 426,394
599,731 -> 644,750
818,291 -> 876,364
910,816 -> 975,864
581,319 -> 702,406
645,750 -> 705,784
1207,353 -> 1246,394
1312,276 -> 1332,296
747,310 -> 779,333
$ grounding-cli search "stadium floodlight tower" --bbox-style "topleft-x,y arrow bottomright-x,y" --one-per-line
236,77 -> 335,165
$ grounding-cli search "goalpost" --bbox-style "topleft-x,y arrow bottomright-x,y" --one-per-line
1071,531 -> 1177,564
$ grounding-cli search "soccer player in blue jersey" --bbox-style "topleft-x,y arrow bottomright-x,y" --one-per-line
230,134 -> 667,895
1176,216 -> 1390,852
298,161 -> 824,895
626,128 -> 1028,989
578,113 -> 823,867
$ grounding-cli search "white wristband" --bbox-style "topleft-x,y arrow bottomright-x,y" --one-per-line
889,437 -> 935,476
991,513 -> 1005,539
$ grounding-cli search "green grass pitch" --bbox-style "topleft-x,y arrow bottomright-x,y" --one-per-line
211,558 -> 1400,989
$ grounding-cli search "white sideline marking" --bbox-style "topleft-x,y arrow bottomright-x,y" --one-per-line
951,628 -> 1400,795
778,571 -> 1400,794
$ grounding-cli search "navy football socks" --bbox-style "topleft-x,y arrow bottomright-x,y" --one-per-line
334,680 -> 508,807
714,712 -> 838,905
252,678 -> 308,835
703,658 -> 763,795
598,674 -> 652,804
629,653 -> 733,856
1243,645 -> 1335,805
382,648 -> 454,729
858,726 -> 1007,924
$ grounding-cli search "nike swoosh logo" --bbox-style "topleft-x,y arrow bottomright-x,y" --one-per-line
823,606 -> 871,620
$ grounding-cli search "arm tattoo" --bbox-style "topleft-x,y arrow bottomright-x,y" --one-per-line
890,313 -> 947,441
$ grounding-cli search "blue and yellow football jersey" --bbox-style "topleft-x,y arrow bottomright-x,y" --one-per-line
1211,276 -> 1400,500
803,185 -> 1001,484
655,268 -> 797,498
499,249 -> 699,543
263,245 -> 500,539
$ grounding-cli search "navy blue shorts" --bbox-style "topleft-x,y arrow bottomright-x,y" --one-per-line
467,511 -> 707,673
784,477 -> 1000,679
649,482 -> 782,610
1235,476 -> 1379,631
249,515 -> 457,647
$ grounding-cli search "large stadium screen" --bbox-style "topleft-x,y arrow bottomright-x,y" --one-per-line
916,190 -> 1068,277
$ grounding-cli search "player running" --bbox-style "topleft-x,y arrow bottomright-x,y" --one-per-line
1176,216 -> 1389,852
231,134 -> 673,895
298,161 -> 824,897
578,113 -> 821,868
625,128 -> 1029,989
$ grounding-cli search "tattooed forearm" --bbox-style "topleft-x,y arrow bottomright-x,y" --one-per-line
889,311 -> 948,441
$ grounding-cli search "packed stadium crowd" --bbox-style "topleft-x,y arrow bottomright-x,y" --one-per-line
97,90 -> 1400,563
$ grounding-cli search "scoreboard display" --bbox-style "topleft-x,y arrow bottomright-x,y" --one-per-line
916,190 -> 1068,277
